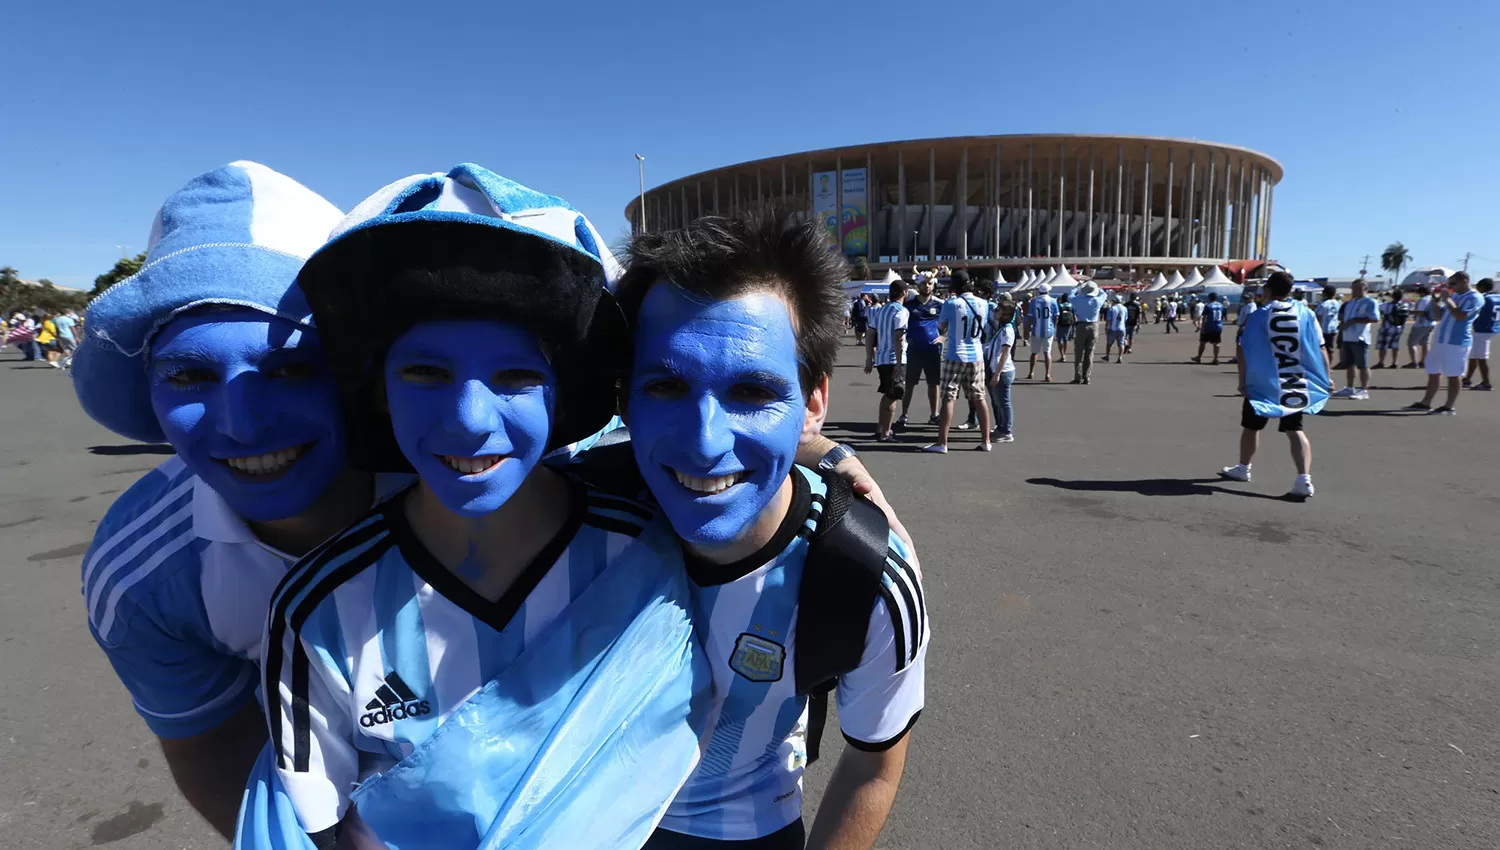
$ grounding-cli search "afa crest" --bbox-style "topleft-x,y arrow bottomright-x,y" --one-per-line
730,632 -> 785,683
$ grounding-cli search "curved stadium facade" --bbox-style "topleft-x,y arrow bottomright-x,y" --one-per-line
624,134 -> 1283,275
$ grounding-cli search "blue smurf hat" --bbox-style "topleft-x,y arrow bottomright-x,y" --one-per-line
72,162 -> 343,442
295,163 -> 628,471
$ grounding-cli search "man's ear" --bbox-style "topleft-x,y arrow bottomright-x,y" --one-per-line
801,374 -> 830,441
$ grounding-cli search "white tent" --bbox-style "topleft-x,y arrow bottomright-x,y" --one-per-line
1144,272 -> 1169,292
1166,269 -> 1186,289
1170,267 -> 1204,291
881,267 -> 903,286
1197,266 -> 1233,288
1048,267 -> 1080,293
1400,266 -> 1457,290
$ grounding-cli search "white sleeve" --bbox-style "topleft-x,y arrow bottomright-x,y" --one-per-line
835,537 -> 928,749
266,603 -> 359,838
895,306 -> 909,331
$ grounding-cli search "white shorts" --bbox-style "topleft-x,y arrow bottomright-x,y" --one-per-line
1426,342 -> 1470,377
1471,332 -> 1494,361
1031,335 -> 1053,355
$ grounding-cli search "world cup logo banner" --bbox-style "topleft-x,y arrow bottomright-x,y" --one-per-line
1242,302 -> 1332,418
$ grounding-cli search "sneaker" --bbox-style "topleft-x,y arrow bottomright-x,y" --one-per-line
1290,478 -> 1315,500
1116,358 -> 1123,364
1190,356 -> 1202,363
1082,378 -> 1091,385
975,443 -> 992,452
921,444 -> 948,454
1211,359 -> 1220,366
875,433 -> 897,443
1351,389 -> 1370,400
927,415 -> 941,426
1462,377 -> 1472,388
1332,387 -> 1356,398
995,434 -> 1015,443
1402,363 -> 1420,369
1220,465 -> 1251,482
893,417 -> 908,431
1474,383 -> 1493,391
1070,378 -> 1082,384
1404,402 -> 1432,411
955,421 -> 974,431
1371,363 -> 1385,370
1428,406 -> 1456,416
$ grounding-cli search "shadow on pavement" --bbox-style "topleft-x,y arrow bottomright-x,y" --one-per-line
1027,476 -> 1291,501
1317,409 -> 1416,418
89,444 -> 176,456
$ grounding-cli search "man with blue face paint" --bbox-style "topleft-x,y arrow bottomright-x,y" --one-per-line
256,165 -> 709,850
71,162 -> 385,838
618,211 -> 929,850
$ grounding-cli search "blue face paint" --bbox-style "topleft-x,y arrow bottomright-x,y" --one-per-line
628,286 -> 805,550
147,308 -> 347,523
384,320 -> 555,517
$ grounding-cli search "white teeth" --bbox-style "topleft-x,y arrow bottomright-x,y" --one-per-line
224,445 -> 305,476
441,455 -> 502,475
672,470 -> 741,494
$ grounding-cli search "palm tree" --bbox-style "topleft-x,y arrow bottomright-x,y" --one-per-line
1381,242 -> 1411,289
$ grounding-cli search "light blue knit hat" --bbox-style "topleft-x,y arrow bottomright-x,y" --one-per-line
72,162 -> 343,442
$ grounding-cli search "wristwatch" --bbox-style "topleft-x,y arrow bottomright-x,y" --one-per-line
816,443 -> 858,471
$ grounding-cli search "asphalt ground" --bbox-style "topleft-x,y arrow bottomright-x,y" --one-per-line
1,322 -> 1497,849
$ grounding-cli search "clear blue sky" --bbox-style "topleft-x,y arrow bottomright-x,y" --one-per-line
3,0 -> 1497,289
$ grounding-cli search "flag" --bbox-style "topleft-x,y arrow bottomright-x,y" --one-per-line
1241,301 -> 1332,418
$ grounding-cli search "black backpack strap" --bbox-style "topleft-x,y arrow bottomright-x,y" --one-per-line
796,472 -> 891,762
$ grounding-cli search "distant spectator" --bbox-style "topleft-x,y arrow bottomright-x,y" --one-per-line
1103,293 -> 1127,363
1463,277 -> 1498,391
1333,278 -> 1378,400
1164,298 -> 1180,333
1192,293 -> 1226,365
1190,297 -> 1205,331
898,274 -> 944,427
1372,289 -> 1409,368
1406,285 -> 1436,368
865,281 -> 909,441
1315,286 -> 1341,358
1122,292 -> 1143,354
1056,294 -> 1076,357
925,270 -> 991,453
1069,281 -> 1103,384
1406,271 -> 1480,415
986,299 -> 1017,443
1025,283 -> 1059,381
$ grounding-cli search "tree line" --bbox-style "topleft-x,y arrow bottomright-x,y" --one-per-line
0,252 -> 147,316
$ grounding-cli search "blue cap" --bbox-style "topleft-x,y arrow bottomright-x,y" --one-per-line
72,162 -> 343,442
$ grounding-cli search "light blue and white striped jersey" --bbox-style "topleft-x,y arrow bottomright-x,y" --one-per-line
659,466 -> 927,841
1472,292 -> 1500,335
1341,296 -> 1379,344
870,301 -> 908,366
80,457 -> 408,739
1412,296 -> 1436,328
263,476 -> 681,838
1315,298 -> 1341,335
939,294 -> 987,362
1027,294 -> 1059,339
1105,303 -> 1127,333
1435,289 -> 1484,347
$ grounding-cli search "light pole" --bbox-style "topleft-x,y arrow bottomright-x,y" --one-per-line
635,154 -> 646,234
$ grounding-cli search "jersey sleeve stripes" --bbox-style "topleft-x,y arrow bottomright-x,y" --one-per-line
872,302 -> 908,366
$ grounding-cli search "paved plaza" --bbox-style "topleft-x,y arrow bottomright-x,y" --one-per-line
1,324 -> 1496,849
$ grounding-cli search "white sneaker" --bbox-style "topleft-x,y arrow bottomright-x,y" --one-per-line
1331,387 -> 1355,398
1351,389 -> 1370,400
1220,465 -> 1251,482
996,434 -> 1015,443
1291,478 -> 1314,499
921,444 -> 948,454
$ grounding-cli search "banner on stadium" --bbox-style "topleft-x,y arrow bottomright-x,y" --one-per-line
812,171 -> 839,250
840,168 -> 868,257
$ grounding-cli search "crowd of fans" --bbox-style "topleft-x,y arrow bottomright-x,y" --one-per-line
3,308 -> 79,368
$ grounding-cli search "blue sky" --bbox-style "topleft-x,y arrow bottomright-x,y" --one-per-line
3,0 -> 1497,289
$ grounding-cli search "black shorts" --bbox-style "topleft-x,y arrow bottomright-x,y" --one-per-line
1241,399 -> 1304,433
1200,329 -> 1223,345
905,348 -> 941,386
1322,332 -> 1338,350
876,363 -> 905,399
645,820 -> 805,850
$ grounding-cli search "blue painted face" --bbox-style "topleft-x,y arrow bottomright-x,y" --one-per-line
384,319 -> 555,517
628,286 -> 807,551
147,308 -> 347,523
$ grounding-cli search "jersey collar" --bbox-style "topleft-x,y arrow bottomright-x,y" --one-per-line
685,468 -> 812,586
192,477 -> 257,544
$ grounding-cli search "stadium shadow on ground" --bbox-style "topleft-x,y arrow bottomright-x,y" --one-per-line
1027,476 -> 1289,501
1316,409 -> 1419,418
89,444 -> 176,456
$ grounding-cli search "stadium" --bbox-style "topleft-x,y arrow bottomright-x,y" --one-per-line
624,134 -> 1283,279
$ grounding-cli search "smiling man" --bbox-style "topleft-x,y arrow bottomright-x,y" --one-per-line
71,162 -> 374,839
618,211 -> 928,850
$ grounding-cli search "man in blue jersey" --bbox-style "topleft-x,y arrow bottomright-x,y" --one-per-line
1220,273 -> 1330,500
71,162 -> 375,839
1405,271 -> 1483,415
257,165 -> 713,850
1025,282 -> 1059,381
1192,293 -> 1227,365
897,275 -> 943,428
618,210 -> 927,850
1463,278 -> 1497,391
926,270 -> 991,453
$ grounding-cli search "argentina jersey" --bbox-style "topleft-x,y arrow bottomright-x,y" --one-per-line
1436,288 -> 1484,346
659,465 -> 927,841
263,475 -> 679,839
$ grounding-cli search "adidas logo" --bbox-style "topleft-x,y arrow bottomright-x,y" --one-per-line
359,671 -> 431,728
